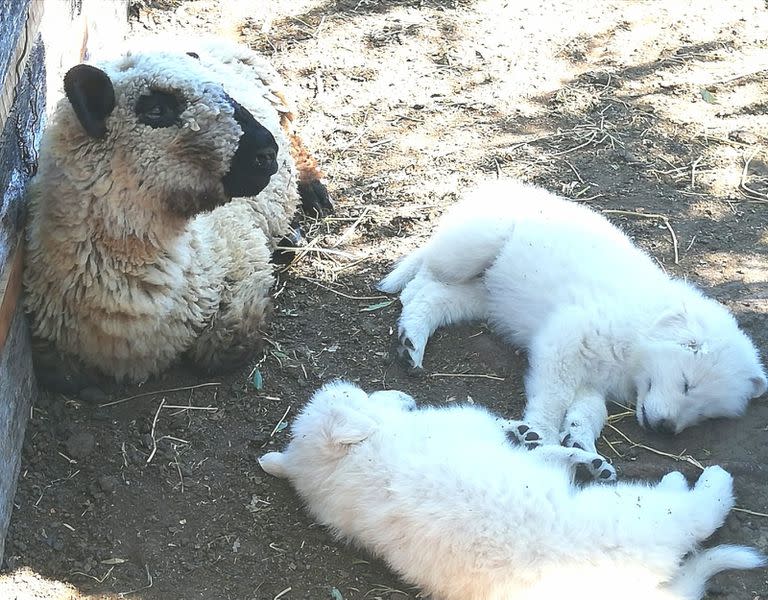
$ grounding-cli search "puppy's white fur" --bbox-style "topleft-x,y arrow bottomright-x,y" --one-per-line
379,179 -> 766,449
260,381 -> 763,600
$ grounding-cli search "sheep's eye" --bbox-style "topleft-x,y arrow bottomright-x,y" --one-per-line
683,378 -> 690,394
135,90 -> 184,128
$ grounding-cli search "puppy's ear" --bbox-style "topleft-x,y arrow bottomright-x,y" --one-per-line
653,309 -> 689,334
64,64 -> 116,138
259,452 -> 288,478
749,373 -> 767,398
328,409 -> 376,446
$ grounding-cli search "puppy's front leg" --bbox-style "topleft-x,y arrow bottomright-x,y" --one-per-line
522,311 -> 595,445
531,445 -> 617,482
560,390 -> 608,454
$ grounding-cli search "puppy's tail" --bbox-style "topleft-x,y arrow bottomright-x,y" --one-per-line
377,249 -> 424,293
665,545 -> 765,600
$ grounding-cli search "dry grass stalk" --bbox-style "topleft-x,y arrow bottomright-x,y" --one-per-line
605,422 -> 704,469
602,209 -> 679,264
100,382 -> 221,408
739,149 -> 768,203
427,372 -> 505,381
300,276 -> 389,301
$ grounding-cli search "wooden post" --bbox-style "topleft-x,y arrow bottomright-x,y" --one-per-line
0,0 -> 128,563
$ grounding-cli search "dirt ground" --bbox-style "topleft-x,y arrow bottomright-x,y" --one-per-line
2,0 -> 768,598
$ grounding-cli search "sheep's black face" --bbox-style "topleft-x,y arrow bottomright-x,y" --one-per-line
63,58 -> 280,221
221,98 -> 279,198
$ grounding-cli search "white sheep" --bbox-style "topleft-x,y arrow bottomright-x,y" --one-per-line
23,38 -> 330,388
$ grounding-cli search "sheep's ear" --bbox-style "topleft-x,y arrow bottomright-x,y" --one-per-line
63,64 -> 116,139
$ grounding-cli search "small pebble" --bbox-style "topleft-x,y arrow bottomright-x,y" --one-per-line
65,432 -> 96,459
98,475 -> 117,494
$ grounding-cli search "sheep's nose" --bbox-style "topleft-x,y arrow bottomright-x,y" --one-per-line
254,147 -> 277,169
654,419 -> 676,435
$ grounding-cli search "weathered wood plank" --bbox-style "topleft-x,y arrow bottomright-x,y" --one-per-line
0,16 -> 44,561
0,0 -> 129,563
0,309 -> 36,562
0,240 -> 23,352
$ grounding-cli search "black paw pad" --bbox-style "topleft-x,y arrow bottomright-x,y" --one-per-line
572,442 -> 585,450
561,433 -> 572,446
398,332 -> 415,351
591,458 -> 603,469
517,425 -> 530,435
524,432 -> 540,442
599,469 -> 613,479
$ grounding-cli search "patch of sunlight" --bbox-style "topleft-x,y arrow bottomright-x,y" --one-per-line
0,567 -> 121,600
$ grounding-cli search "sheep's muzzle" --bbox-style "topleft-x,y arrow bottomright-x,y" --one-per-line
221,98 -> 279,198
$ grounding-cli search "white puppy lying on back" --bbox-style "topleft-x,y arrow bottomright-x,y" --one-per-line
260,381 -> 763,600
378,179 -> 766,451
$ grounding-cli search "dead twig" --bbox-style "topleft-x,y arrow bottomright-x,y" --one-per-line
733,507 -> 768,518
299,276 -> 389,301
118,563 -> 153,597
100,383 -> 221,408
739,149 -> 768,203
604,423 -> 703,469
690,155 -> 703,189
270,405 -> 293,438
146,399 -> 166,464
602,209 -> 679,264
332,207 -> 371,248
428,372 -> 505,381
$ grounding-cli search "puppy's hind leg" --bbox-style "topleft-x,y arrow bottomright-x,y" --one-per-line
658,471 -> 689,492
395,276 -> 488,370
369,389 -> 417,412
687,466 -> 735,538
259,452 -> 289,478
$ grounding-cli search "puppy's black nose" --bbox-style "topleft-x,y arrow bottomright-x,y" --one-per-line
654,419 -> 675,435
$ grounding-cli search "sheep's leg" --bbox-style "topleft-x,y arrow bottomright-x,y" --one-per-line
395,274 -> 488,370
31,338 -> 111,398
289,133 -> 332,217
188,226 -> 275,373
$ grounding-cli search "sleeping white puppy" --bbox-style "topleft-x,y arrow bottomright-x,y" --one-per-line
259,381 -> 763,600
378,179 -> 766,451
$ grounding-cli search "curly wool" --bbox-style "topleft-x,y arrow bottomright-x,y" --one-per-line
24,39 -> 302,382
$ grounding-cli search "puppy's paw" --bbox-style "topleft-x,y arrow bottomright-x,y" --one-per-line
693,465 -> 733,503
580,454 -> 617,483
392,327 -> 426,373
560,429 -> 597,454
658,471 -> 689,491
504,422 -> 544,450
